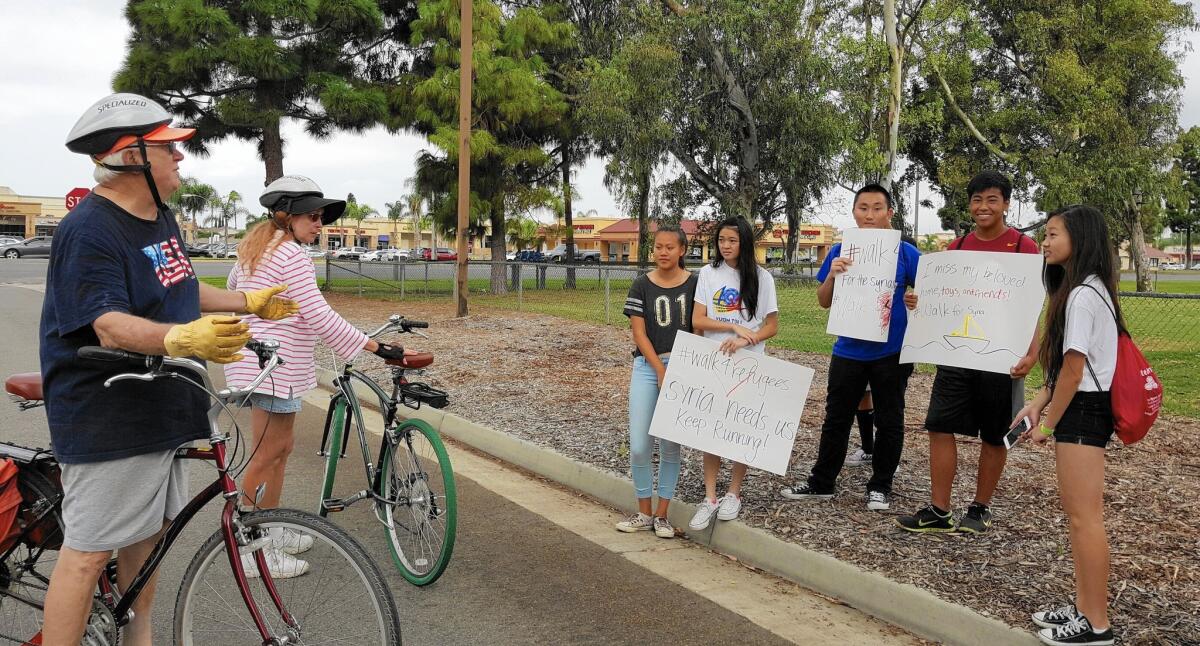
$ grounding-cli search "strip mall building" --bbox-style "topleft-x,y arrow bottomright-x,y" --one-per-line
542,217 -> 838,264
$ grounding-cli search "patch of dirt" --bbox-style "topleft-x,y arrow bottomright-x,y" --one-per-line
324,294 -> 1200,645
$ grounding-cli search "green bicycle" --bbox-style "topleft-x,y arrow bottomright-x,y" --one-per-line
318,315 -> 456,586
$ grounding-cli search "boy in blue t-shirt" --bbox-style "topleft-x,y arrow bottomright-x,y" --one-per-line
780,185 -> 920,510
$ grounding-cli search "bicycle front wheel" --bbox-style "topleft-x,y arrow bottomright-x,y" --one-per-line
379,419 -> 457,586
173,508 -> 401,645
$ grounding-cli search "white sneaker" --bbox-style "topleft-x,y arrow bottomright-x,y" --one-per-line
271,527 -> 314,555
653,516 -> 676,539
688,498 -> 720,531
615,512 -> 654,533
240,548 -> 310,579
845,448 -> 872,466
716,492 -> 742,521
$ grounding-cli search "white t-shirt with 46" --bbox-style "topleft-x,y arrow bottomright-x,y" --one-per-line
693,262 -> 779,353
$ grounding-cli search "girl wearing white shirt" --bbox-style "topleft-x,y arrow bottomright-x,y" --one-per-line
687,217 -> 779,530
1015,205 -> 1120,646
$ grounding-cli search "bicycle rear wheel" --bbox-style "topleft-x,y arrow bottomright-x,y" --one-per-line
378,419 -> 456,586
173,508 -> 401,645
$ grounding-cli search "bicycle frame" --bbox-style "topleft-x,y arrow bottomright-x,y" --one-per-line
12,346 -> 300,644
320,367 -> 405,512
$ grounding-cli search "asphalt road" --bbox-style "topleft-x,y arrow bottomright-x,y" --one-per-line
0,277 -> 862,645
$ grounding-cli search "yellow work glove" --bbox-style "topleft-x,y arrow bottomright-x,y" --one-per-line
163,315 -> 252,364
243,284 -> 300,321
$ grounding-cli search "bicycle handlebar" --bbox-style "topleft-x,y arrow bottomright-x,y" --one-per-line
76,339 -> 283,402
365,314 -> 429,339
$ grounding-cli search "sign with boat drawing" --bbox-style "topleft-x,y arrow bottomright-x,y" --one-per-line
900,250 -> 1045,374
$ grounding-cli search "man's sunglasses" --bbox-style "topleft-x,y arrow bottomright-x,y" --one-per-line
124,141 -> 181,154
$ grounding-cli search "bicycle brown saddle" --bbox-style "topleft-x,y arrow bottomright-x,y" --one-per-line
5,373 -> 43,401
387,352 -> 434,369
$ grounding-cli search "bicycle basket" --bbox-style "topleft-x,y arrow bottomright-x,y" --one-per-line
399,382 -> 449,409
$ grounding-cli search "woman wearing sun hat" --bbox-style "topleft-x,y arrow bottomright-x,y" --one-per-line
223,175 -> 417,578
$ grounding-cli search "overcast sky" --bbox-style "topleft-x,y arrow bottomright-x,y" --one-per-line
1,1 -> 1197,235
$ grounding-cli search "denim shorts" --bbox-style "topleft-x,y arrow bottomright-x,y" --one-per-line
1054,391 -> 1114,449
249,392 -> 303,414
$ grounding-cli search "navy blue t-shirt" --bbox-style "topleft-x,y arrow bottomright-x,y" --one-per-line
818,239 -> 921,361
39,194 -> 209,464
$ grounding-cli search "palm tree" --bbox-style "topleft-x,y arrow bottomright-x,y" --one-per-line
384,200 -> 405,250
343,194 -> 377,248
169,177 -> 216,243
205,190 -> 250,245
506,216 -> 540,250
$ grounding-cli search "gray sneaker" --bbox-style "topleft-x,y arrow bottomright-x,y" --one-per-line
616,513 -> 654,533
653,516 -> 676,539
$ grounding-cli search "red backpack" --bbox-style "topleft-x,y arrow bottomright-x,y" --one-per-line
1082,285 -> 1162,444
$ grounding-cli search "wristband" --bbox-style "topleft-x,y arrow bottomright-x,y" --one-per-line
1039,424 -> 1055,437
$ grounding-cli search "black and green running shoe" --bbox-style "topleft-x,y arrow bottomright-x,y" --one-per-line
956,502 -> 993,534
896,504 -> 955,533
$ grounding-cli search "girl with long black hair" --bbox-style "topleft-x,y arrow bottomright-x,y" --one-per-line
1015,205 -> 1120,646
687,216 -> 779,531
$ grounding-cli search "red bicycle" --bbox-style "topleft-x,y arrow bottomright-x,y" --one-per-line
0,340 -> 401,645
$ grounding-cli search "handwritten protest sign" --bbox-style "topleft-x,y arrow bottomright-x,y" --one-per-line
900,250 -> 1045,374
826,228 -> 902,342
649,332 -> 814,475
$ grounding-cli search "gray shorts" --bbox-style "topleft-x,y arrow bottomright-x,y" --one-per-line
60,447 -> 189,552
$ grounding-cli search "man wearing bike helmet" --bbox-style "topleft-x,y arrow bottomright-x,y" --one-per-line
38,93 -> 300,646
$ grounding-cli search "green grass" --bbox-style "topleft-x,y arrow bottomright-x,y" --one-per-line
209,273 -> 1200,418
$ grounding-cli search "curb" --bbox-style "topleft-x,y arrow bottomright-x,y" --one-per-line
317,366 -> 1038,646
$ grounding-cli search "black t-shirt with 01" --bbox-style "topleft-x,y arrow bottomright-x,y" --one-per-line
623,272 -> 699,357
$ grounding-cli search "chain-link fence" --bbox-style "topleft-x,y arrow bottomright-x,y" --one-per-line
322,259 -> 1200,414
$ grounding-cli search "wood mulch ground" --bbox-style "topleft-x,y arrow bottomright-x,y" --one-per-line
324,293 -> 1200,645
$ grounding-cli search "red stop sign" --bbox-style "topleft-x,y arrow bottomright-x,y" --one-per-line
66,188 -> 90,211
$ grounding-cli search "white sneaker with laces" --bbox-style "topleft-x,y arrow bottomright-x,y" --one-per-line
271,527 -> 314,555
240,548 -> 310,579
615,513 -> 654,533
716,492 -> 742,521
688,498 -> 720,531
845,448 -> 872,466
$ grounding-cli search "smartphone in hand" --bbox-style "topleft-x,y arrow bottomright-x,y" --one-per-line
1004,416 -> 1032,450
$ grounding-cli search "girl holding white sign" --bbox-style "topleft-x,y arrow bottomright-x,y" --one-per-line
618,225 -> 698,539
687,216 -> 779,531
1013,206 -> 1120,646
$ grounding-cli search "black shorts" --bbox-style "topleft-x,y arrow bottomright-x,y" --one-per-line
1053,391 -> 1114,449
924,366 -> 1023,446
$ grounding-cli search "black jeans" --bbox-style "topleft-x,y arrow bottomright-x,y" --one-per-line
807,353 -> 912,494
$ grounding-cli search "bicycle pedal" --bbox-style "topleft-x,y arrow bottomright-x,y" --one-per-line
322,498 -> 346,513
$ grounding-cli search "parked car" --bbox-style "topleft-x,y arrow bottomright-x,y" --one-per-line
418,247 -> 457,261
302,245 -> 327,259
1192,262 -> 1200,270
331,246 -> 369,260
0,237 -> 22,247
0,236 -> 54,259
364,248 -> 408,262
184,242 -> 207,256
220,244 -> 239,259
1160,262 -> 1185,270
545,244 -> 600,263
505,251 -> 518,261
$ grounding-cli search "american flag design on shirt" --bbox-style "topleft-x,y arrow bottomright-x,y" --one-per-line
141,236 -> 195,288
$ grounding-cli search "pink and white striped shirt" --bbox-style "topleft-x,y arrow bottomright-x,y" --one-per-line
224,241 -> 367,399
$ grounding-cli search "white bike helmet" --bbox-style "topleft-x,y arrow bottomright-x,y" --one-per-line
259,175 -> 346,225
65,93 -> 195,214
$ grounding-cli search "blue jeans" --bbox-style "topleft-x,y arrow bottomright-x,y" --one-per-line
628,356 -> 681,500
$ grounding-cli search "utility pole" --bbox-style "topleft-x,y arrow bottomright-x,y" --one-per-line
913,183 -> 919,238
455,0 -> 473,317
